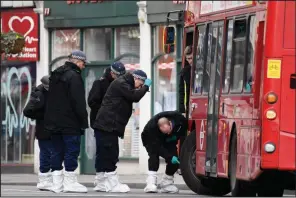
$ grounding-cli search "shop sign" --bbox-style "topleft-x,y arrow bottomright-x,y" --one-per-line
173,1 -> 186,4
67,0 -> 104,5
200,1 -> 253,15
1,9 -> 39,61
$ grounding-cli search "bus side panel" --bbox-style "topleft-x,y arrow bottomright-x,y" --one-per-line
195,119 -> 207,176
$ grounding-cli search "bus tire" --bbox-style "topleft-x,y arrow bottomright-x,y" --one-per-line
257,172 -> 284,197
180,130 -> 229,196
229,132 -> 256,197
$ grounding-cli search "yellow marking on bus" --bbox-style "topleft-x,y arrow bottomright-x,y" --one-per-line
267,59 -> 281,79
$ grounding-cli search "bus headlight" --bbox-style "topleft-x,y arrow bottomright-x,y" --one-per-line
264,143 -> 275,153
266,110 -> 277,120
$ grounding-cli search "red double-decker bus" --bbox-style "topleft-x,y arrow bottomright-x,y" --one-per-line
164,1 -> 295,196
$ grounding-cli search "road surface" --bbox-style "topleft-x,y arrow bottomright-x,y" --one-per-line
1,185 -> 295,197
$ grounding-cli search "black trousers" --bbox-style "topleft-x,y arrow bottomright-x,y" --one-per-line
146,142 -> 179,176
94,130 -> 119,172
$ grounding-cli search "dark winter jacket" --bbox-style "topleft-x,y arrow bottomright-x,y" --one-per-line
141,111 -> 187,161
93,72 -> 149,138
44,61 -> 88,135
88,67 -> 113,129
23,81 -> 50,140
179,63 -> 191,114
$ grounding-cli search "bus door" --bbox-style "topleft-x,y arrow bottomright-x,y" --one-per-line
205,21 -> 224,176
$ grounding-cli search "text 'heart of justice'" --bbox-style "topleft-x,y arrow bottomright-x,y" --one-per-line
8,16 -> 35,38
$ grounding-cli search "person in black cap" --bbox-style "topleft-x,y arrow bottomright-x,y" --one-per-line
44,50 -> 89,193
92,69 -> 152,193
23,75 -> 52,191
88,62 -> 126,129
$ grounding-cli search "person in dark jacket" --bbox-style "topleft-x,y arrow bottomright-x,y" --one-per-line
87,62 -> 126,129
23,75 -> 52,191
92,70 -> 152,193
179,45 -> 193,117
44,50 -> 88,193
141,111 -> 187,193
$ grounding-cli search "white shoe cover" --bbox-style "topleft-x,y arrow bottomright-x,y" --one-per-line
159,174 -> 179,194
144,171 -> 158,193
63,171 -> 87,193
37,171 -> 53,191
51,170 -> 63,193
93,172 -> 107,192
104,171 -> 130,193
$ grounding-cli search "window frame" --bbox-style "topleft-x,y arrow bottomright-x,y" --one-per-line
192,23 -> 207,96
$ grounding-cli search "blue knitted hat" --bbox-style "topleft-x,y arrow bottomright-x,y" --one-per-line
111,61 -> 126,75
132,70 -> 147,81
69,50 -> 89,63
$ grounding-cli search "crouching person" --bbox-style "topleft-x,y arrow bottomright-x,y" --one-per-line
23,75 -> 52,191
93,70 -> 152,193
44,50 -> 89,193
141,111 -> 188,193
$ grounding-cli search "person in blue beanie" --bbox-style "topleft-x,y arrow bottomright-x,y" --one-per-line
92,69 -> 152,193
44,50 -> 89,193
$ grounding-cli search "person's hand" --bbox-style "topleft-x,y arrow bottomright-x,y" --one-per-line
144,79 -> 152,87
171,156 -> 180,164
182,113 -> 186,117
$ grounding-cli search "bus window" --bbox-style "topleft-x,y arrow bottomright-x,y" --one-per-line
230,19 -> 247,93
193,25 -> 206,94
203,23 -> 212,94
244,16 -> 256,93
222,20 -> 234,93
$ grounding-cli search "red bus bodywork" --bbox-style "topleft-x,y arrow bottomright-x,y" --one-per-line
183,0 -> 295,184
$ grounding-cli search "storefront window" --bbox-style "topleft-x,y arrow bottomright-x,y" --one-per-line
51,29 -> 81,70
115,26 -> 140,158
153,26 -> 177,115
84,28 -> 112,61
115,27 -> 140,64
1,62 -> 36,164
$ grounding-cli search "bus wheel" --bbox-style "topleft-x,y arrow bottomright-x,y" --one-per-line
229,133 -> 256,197
180,130 -> 211,195
257,172 -> 284,197
180,130 -> 229,196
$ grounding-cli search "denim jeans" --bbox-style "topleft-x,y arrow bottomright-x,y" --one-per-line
38,139 -> 53,173
51,135 -> 81,172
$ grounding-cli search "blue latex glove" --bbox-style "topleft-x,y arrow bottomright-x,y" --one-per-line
171,156 -> 180,164
144,78 -> 152,87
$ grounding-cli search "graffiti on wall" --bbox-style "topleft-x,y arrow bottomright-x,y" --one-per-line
1,62 -> 37,163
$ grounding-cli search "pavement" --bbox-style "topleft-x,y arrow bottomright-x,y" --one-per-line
1,185 -> 295,197
1,185 -> 199,197
1,173 -> 188,190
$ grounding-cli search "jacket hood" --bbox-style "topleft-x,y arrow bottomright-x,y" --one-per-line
103,67 -> 114,82
41,75 -> 50,90
122,72 -> 135,87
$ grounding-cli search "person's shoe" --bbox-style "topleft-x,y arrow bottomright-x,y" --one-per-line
104,171 -> 130,193
144,171 -> 158,193
37,171 -> 53,191
93,172 -> 107,192
51,170 -> 63,193
63,171 -> 87,193
159,174 -> 179,193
